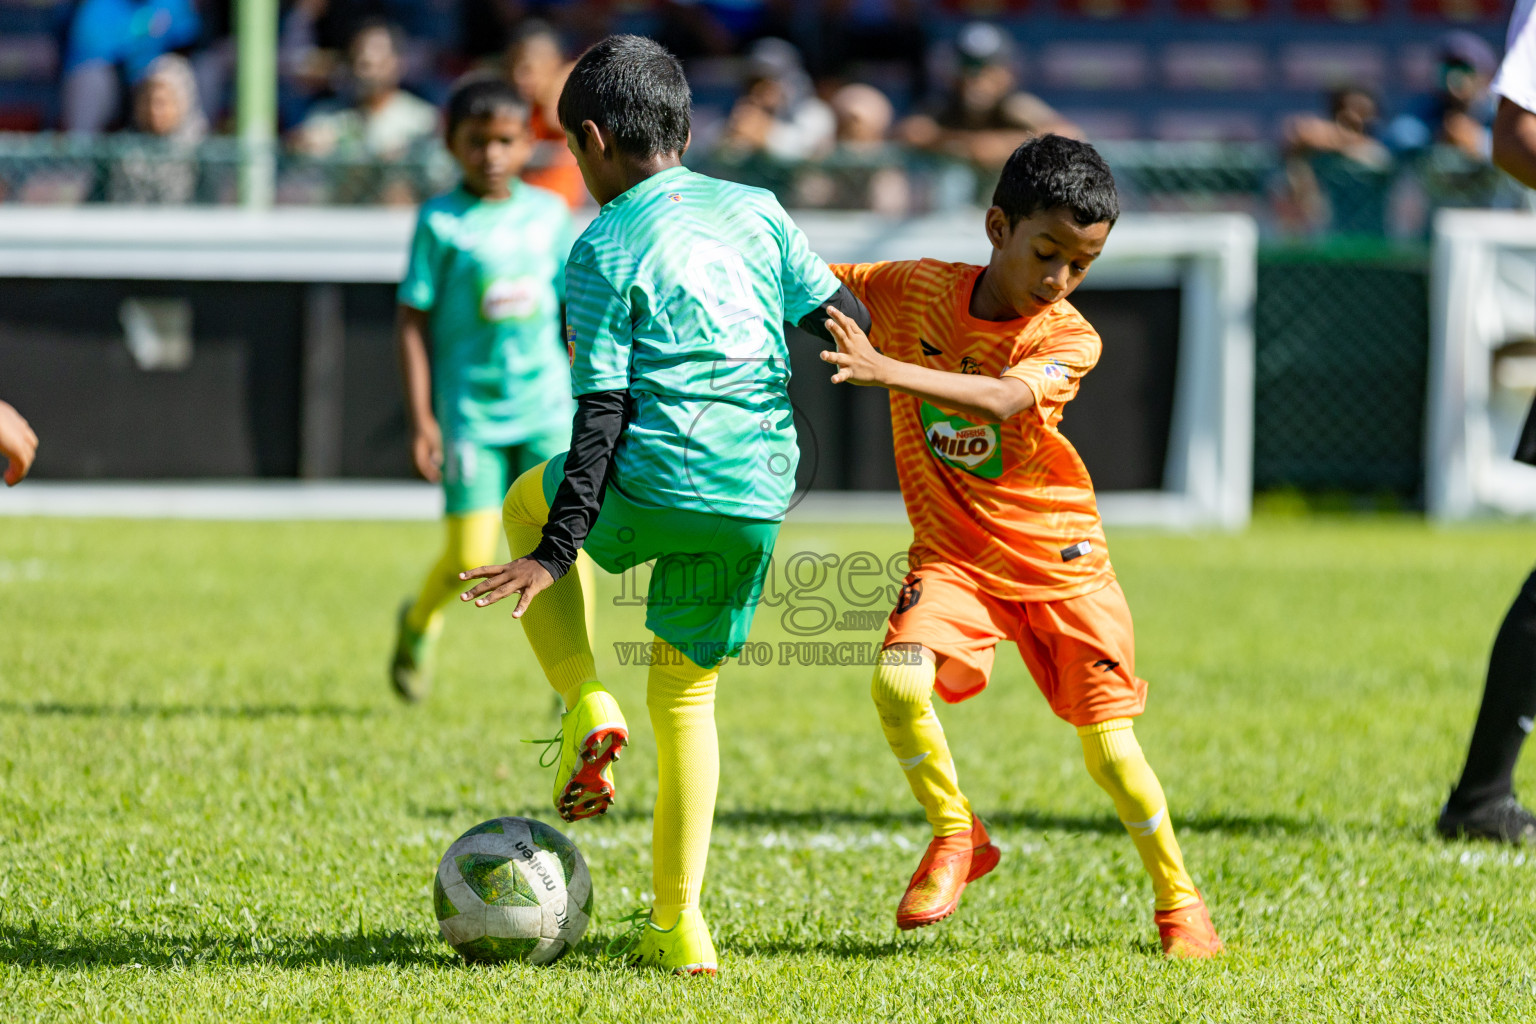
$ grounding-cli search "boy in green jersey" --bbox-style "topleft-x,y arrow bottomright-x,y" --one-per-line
460,36 -> 870,974
391,78 -> 583,702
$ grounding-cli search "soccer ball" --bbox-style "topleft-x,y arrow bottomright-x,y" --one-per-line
433,816 -> 592,964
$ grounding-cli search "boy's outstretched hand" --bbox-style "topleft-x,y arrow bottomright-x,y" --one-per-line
459,558 -> 554,618
0,400 -> 38,486
820,307 -> 887,386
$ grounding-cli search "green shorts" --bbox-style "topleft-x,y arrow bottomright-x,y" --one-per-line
444,431 -> 567,515
542,453 -> 781,667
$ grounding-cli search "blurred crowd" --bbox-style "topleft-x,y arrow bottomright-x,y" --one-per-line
0,0 -> 1524,234
1277,29 -> 1510,237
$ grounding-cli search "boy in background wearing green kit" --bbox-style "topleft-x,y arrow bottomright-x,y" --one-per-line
391,77 -> 585,701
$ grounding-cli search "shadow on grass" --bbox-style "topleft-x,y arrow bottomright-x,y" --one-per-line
714,806 -> 1334,838
577,924 -> 1114,962
569,927 -> 929,965
718,932 -> 1110,959
0,926 -> 450,970
0,701 -> 375,720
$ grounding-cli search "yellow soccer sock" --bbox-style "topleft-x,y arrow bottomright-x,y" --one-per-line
647,638 -> 720,929
1079,719 -> 1202,912
502,464 -> 598,709
871,647 -> 972,837
405,510 -> 502,634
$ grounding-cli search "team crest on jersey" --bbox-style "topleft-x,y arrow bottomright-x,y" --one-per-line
668,193 -> 683,202
921,402 -> 1003,479
1044,361 -> 1067,380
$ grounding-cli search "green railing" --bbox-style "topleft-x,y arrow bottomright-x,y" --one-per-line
0,133 -> 454,207
0,132 -> 1523,237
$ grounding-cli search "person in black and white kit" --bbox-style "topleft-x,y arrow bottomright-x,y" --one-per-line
1437,0 -> 1536,845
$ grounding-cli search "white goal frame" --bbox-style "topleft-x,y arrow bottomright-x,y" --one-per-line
1429,209 -> 1536,519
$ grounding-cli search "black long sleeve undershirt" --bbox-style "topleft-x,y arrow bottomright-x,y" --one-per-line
796,281 -> 871,346
528,283 -> 870,581
529,389 -> 629,581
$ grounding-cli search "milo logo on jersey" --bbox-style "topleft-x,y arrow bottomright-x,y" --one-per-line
921,402 -> 1003,479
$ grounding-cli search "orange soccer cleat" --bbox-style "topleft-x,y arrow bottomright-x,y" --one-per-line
896,815 -> 1001,930
1154,896 -> 1223,959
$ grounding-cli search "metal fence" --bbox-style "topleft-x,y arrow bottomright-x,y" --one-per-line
0,133 -> 1524,238
0,134 -> 454,207
1254,243 -> 1430,500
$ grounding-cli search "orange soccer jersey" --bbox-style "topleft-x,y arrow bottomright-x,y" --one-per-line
831,258 -> 1115,603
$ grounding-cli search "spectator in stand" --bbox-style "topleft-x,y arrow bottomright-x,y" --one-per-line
280,0 -> 342,130
1285,88 -> 1392,170
61,0 -> 202,132
1279,87 -> 1393,236
711,38 -> 833,162
107,53 -> 208,204
898,23 -> 1077,173
1387,31 -> 1498,161
831,83 -> 893,150
501,20 -> 585,208
289,19 -> 438,159
795,82 -> 910,215
1384,31 -> 1510,232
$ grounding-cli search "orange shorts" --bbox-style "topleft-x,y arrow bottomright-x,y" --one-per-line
885,561 -> 1146,727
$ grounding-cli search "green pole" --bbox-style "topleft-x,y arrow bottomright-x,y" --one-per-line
236,0 -> 278,209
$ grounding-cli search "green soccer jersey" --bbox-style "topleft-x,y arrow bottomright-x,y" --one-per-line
565,165 -> 839,521
398,182 -> 576,446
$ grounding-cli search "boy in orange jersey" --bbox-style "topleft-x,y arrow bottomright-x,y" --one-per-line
819,134 -> 1221,958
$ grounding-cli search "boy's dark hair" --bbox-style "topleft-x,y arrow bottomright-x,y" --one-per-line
557,35 -> 690,158
445,76 -> 529,137
992,134 -> 1119,228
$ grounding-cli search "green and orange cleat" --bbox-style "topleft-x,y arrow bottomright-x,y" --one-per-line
547,681 -> 628,822
1154,896 -> 1223,959
896,814 -> 1000,930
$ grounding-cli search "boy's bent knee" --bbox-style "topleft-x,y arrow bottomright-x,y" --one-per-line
1078,718 -> 1144,789
647,639 -> 719,710
871,645 -> 937,709
502,462 -> 552,529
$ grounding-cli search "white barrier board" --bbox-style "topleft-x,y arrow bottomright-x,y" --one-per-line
0,207 -> 1255,528
1429,209 -> 1536,519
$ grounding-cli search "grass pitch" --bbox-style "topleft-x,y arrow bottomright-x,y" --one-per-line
2,514 -> 1535,1022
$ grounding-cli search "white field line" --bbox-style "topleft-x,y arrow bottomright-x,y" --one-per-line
0,482 -> 910,524
0,481 -> 1195,527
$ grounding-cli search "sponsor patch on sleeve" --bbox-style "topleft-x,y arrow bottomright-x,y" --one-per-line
1060,540 -> 1093,562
